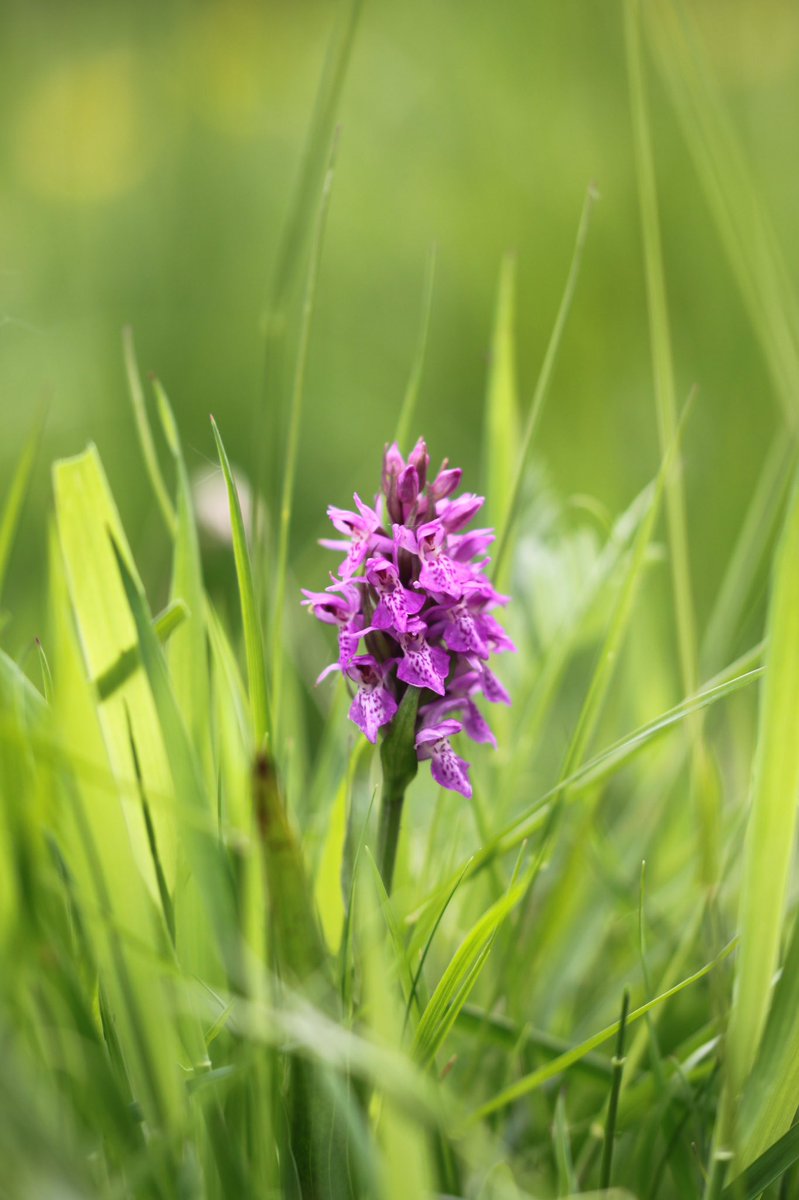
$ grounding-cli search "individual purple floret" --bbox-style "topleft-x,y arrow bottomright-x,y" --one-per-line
303,438 -> 513,799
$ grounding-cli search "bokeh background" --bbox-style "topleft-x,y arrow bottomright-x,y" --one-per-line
2,0 -> 798,660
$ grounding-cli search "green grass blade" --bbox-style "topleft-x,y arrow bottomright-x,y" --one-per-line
255,1 -> 364,564
553,1091 -> 578,1197
492,184 -> 597,580
599,989 -> 630,1190
53,445 -> 178,895
264,0 -> 363,326
625,0 -> 697,697
394,242 -> 437,450
471,939 -> 735,1121
738,904 -> 799,1166
154,378 -> 213,780
413,858 -> 534,1068
0,407 -> 45,607
646,2 -> 799,429
483,252 -> 520,540
722,1124 -> 799,1200
411,649 -> 762,921
47,522 -> 188,1138
122,326 -> 176,534
562,396 -> 694,781
270,139 -> 337,735
702,432 -> 796,677
715,469 -> 799,1156
93,599 -> 188,702
211,416 -> 270,749
110,537 -> 240,980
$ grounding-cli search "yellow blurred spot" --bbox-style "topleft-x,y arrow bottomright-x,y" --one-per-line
14,50 -> 154,203
188,1 -> 268,137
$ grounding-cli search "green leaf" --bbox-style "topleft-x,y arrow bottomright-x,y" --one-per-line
52,445 -> 178,896
109,537 -> 240,983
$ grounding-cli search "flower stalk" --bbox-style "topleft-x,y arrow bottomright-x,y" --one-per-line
376,686 -> 420,893
302,436 -> 514,892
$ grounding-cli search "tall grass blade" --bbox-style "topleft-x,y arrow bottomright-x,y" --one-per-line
256,0 -> 363,550
122,326 -> 176,534
714,469 -> 799,1159
738,899 -> 799,1164
625,0 -> 697,697
270,139 -> 338,734
599,989 -> 630,1190
110,538 -> 240,980
46,523 -> 188,1140
483,252 -> 520,552
394,242 -> 437,450
493,184 -> 597,580
53,445 -> 178,895
211,416 -> 271,749
646,1 -> 799,430
702,432 -> 796,677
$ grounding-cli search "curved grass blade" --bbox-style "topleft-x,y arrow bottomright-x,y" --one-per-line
122,326 -> 176,535
413,855 -> 534,1069
0,406 -> 45,606
211,416 -> 271,749
394,242 -> 437,450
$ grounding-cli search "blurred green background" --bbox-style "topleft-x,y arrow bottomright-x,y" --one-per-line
2,0 -> 798,655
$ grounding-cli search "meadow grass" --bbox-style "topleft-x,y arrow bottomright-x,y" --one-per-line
2,3 -> 799,1198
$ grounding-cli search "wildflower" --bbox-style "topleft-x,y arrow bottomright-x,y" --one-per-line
303,439 -> 513,798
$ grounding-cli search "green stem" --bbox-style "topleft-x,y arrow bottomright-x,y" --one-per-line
376,687 -> 420,895
377,777 -> 406,895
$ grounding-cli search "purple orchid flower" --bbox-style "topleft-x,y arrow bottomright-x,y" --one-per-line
303,436 -> 513,795
366,556 -> 426,634
320,493 -> 387,579
345,655 -> 398,743
415,720 -> 472,798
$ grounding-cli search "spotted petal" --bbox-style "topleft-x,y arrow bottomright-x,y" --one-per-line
397,633 -> 449,695
349,684 -> 397,743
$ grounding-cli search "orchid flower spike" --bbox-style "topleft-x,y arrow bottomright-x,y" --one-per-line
303,437 -> 512,795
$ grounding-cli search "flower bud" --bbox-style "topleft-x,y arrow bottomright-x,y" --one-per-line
430,463 -> 462,500
408,437 -> 430,490
382,442 -> 405,523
